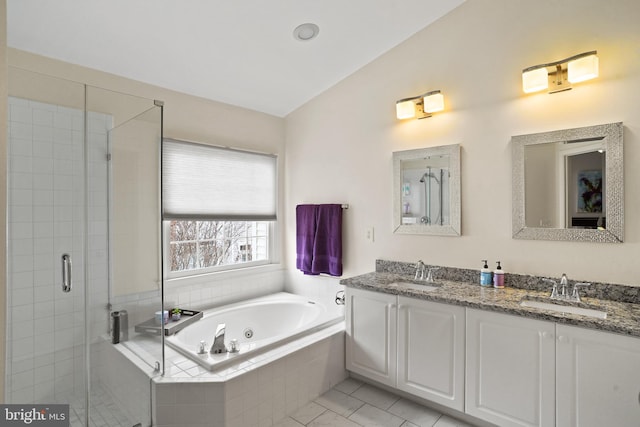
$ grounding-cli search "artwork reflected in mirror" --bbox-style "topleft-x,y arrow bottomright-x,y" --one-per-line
393,144 -> 460,236
513,122 -> 623,243
524,139 -> 606,229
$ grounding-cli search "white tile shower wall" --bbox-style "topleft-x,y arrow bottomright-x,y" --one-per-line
164,268 -> 286,311
7,96 -> 111,403
110,268 -> 286,328
92,339 -> 152,426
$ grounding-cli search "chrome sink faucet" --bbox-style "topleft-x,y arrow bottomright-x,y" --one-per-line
543,274 -> 591,302
414,261 -> 440,283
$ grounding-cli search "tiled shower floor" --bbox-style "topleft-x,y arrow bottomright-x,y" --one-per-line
275,377 -> 476,427
68,382 -> 134,427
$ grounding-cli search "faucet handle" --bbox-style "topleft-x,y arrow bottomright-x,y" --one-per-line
425,267 -> 440,283
571,282 -> 591,302
198,341 -> 207,354
414,260 -> 426,280
542,278 -> 559,298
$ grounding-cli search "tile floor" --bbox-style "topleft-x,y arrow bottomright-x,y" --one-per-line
274,377 -> 475,427
68,382 -> 133,427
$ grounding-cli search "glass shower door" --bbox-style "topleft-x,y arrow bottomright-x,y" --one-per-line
87,88 -> 164,427
7,68 -> 89,425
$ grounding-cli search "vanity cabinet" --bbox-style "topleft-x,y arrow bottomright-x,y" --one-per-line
347,287 -> 640,427
345,287 -> 397,386
466,309 -> 640,427
465,309 -> 556,427
397,297 -> 465,411
345,288 -> 465,411
556,324 -> 640,427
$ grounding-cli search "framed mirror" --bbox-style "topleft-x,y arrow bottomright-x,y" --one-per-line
393,144 -> 461,236
512,122 -> 623,243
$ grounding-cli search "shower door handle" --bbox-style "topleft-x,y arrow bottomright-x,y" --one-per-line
62,254 -> 72,293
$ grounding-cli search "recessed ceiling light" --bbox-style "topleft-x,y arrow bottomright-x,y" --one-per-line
293,23 -> 319,42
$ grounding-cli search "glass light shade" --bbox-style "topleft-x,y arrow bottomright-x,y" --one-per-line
396,100 -> 416,120
423,92 -> 444,113
568,54 -> 599,83
522,67 -> 549,93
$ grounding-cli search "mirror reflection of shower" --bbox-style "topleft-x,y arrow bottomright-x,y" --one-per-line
401,158 -> 451,226
419,168 -> 444,225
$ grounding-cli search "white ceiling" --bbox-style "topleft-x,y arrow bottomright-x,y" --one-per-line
7,0 -> 465,117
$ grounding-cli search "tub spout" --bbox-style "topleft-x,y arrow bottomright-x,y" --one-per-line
210,323 -> 227,354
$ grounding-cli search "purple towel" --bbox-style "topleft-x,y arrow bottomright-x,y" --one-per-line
296,205 -> 316,274
296,204 -> 343,276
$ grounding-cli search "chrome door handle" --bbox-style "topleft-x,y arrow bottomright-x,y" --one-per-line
62,254 -> 72,293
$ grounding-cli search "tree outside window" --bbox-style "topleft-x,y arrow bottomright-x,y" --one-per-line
169,220 -> 269,272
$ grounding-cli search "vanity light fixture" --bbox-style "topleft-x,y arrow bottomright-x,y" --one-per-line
396,90 -> 444,120
522,50 -> 599,94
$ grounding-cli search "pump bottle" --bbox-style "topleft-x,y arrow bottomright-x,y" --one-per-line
493,261 -> 505,288
480,260 -> 492,286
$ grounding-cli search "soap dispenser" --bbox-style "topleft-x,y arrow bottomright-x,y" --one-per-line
480,260 -> 492,286
493,261 -> 505,288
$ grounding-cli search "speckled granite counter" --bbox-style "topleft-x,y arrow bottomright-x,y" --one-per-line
340,261 -> 640,338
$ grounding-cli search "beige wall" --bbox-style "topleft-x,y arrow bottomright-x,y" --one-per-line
8,49 -> 285,156
285,0 -> 640,286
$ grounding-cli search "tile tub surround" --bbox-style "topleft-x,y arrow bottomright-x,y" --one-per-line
151,326 -> 347,427
339,260 -> 640,338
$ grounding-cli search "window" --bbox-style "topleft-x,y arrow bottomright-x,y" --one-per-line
169,220 -> 270,273
162,139 -> 277,276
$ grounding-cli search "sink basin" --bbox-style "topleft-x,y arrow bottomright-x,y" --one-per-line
519,299 -> 607,319
389,281 -> 441,292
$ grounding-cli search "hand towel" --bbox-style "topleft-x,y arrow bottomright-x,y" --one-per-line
296,204 -> 317,274
295,204 -> 343,276
311,204 -> 343,276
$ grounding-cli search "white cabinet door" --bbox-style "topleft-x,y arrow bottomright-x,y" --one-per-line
556,324 -> 640,427
397,297 -> 465,411
466,309 -> 556,427
345,287 -> 397,386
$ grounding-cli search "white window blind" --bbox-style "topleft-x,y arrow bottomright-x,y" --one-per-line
162,139 -> 277,220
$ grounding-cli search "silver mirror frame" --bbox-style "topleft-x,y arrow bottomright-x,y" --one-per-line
393,144 -> 461,236
512,122 -> 623,243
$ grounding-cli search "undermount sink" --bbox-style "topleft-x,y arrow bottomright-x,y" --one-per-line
519,299 -> 607,319
389,281 -> 441,292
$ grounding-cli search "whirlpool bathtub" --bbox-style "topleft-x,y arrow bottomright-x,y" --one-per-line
165,292 -> 344,371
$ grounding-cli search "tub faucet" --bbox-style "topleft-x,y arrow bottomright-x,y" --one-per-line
210,323 -> 227,354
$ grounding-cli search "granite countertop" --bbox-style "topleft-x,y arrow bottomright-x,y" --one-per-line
340,271 -> 640,338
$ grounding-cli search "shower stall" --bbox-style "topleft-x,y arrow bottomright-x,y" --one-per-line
6,67 -> 164,426
419,167 -> 446,225
402,165 -> 450,227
